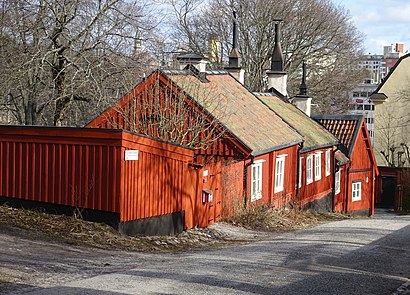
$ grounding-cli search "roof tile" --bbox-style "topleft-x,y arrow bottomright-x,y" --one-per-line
166,72 -> 303,154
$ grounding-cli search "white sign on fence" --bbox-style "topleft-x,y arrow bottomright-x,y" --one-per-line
125,150 -> 139,161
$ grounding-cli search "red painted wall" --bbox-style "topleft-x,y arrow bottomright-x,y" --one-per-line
298,147 -> 334,207
346,124 -> 375,215
245,145 -> 299,208
0,126 -> 213,229
334,164 -> 348,212
221,160 -> 245,216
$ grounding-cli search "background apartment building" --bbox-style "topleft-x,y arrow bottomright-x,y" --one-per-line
349,43 -> 406,145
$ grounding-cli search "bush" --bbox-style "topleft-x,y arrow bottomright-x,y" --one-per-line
223,202 -> 336,232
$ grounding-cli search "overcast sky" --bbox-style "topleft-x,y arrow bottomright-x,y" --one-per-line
333,0 -> 410,54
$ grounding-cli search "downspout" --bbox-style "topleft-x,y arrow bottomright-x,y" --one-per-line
345,162 -> 352,213
331,144 -> 341,212
295,142 -> 304,201
243,155 -> 255,208
370,168 -> 375,216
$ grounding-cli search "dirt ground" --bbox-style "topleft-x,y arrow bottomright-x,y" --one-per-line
0,205 -> 350,294
0,216 -> 265,294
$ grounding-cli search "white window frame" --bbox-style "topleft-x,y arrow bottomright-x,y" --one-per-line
352,181 -> 362,202
314,152 -> 322,181
274,155 -> 287,193
298,157 -> 303,188
251,161 -> 264,201
335,170 -> 341,195
325,149 -> 331,176
306,154 -> 313,184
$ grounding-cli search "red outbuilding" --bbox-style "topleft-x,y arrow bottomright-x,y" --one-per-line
313,115 -> 379,215
0,125 -> 205,235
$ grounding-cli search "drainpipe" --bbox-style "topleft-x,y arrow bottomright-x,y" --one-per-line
370,167 -> 375,216
295,142 -> 304,201
243,155 -> 255,208
331,144 -> 340,212
345,162 -> 352,213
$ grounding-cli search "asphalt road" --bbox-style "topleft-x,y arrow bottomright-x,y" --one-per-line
3,209 -> 410,295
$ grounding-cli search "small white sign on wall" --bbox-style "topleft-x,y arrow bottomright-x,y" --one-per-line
125,150 -> 139,161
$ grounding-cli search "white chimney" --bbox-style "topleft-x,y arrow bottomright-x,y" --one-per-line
225,11 -> 245,84
292,62 -> 312,116
176,54 -> 209,72
267,23 -> 288,97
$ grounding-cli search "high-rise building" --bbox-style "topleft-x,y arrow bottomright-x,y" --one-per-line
349,43 -> 406,145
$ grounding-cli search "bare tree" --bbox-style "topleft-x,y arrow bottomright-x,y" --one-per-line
166,0 -> 366,112
0,0 -> 160,126
100,70 -> 230,149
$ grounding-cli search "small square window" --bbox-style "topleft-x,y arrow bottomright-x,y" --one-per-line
352,181 -> 362,202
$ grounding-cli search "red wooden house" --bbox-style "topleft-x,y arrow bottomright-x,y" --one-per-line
313,115 -> 379,215
255,50 -> 339,212
87,63 -> 305,220
256,92 -> 338,211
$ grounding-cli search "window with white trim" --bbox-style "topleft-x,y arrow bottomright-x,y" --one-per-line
352,181 -> 362,202
325,149 -> 331,176
306,155 -> 313,184
274,156 -> 286,193
298,157 -> 303,188
314,153 -> 322,181
251,161 -> 263,201
335,170 -> 341,194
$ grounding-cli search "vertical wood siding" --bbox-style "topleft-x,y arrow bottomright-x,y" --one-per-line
346,123 -> 376,214
118,132 -> 195,224
298,147 -> 334,207
0,128 -> 122,213
0,127 -> 202,228
334,164 -> 348,212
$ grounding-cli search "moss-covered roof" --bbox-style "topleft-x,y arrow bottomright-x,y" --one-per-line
164,70 -> 303,154
256,94 -> 338,152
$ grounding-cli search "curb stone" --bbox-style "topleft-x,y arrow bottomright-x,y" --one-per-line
392,281 -> 410,295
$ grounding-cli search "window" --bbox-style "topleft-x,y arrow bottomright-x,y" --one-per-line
274,156 -> 286,193
364,104 -> 371,110
251,162 -> 263,201
352,181 -> 362,202
314,153 -> 322,181
298,157 -> 303,188
306,155 -> 313,184
325,149 -> 331,176
335,170 -> 341,195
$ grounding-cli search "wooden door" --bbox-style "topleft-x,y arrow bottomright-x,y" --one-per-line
203,162 -> 222,225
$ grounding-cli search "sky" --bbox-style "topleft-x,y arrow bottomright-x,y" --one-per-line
333,0 -> 410,54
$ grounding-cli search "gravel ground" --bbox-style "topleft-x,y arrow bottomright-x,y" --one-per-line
1,209 -> 410,295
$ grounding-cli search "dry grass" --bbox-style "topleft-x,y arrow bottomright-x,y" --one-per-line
0,204 -> 351,252
0,205 -> 232,252
224,204 -> 350,232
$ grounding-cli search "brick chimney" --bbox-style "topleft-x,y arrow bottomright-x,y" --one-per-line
292,62 -> 312,116
225,11 -> 245,84
267,22 -> 287,97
